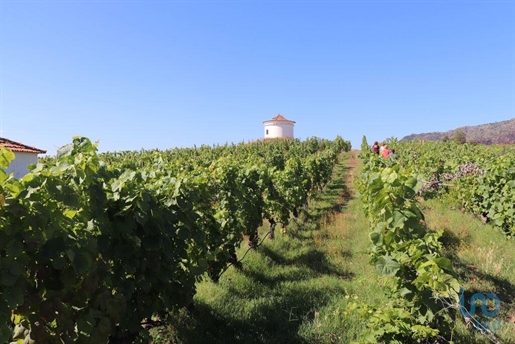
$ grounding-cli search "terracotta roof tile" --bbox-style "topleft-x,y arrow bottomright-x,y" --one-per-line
271,114 -> 290,121
0,137 -> 46,154
263,114 -> 295,123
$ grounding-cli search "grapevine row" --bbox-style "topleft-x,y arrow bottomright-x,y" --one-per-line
352,137 -> 460,343
0,136 -> 350,343
394,140 -> 515,236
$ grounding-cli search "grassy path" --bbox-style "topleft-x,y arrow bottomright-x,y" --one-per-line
152,151 -> 384,343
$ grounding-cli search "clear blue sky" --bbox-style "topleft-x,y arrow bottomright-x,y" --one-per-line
1,1 -> 514,155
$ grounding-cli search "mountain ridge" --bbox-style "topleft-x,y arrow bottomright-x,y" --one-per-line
400,118 -> 515,144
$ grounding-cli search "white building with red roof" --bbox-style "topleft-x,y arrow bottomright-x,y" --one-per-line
263,114 -> 295,139
0,137 -> 46,178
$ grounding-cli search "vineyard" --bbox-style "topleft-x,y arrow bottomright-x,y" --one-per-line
392,140 -> 515,237
355,140 -> 460,343
354,137 -> 515,343
2,135 -> 515,343
0,136 -> 350,343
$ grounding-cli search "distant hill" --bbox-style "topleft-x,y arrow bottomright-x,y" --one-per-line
400,118 -> 515,144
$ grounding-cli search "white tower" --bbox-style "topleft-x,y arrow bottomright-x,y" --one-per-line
263,114 -> 295,139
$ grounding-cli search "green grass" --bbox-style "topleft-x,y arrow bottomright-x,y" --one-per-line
150,152 -> 515,343
421,197 -> 515,344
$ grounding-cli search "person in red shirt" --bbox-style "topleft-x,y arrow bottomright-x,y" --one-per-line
379,142 -> 386,155
382,145 -> 391,158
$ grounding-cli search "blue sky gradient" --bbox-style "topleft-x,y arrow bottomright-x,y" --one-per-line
1,1 -> 514,155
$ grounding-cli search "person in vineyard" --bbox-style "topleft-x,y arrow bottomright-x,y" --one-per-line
382,145 -> 391,158
372,141 -> 380,154
389,149 -> 397,158
379,142 -> 386,156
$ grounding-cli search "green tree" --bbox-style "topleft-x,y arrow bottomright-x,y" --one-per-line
361,135 -> 369,152
452,129 -> 466,144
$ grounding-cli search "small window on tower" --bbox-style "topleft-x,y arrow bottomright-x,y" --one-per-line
266,129 -> 269,135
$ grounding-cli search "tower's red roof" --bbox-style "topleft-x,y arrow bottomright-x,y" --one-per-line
264,114 -> 295,123
0,137 -> 46,154
271,114 -> 289,121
